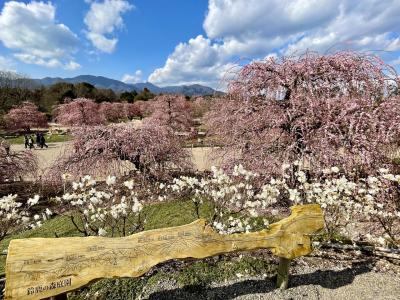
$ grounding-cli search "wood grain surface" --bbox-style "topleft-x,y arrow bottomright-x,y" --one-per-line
5,204 -> 324,299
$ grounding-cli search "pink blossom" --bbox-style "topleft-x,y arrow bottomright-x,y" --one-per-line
0,139 -> 38,182
206,51 -> 400,175
47,123 -> 192,180
145,94 -> 193,132
5,101 -> 48,132
53,98 -> 106,126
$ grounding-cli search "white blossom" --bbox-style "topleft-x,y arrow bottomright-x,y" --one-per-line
331,166 -> 340,173
124,180 -> 134,190
106,175 -> 116,186
27,195 -> 40,206
98,228 -> 107,236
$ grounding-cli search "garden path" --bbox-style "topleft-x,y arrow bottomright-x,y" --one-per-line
11,142 -> 221,174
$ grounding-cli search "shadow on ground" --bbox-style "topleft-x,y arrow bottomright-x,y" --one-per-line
148,260 -> 375,300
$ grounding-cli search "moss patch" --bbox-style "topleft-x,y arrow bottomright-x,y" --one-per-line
175,256 -> 275,288
142,199 -> 214,230
67,255 -> 275,300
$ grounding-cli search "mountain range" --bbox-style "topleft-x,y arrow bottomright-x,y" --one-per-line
34,75 -> 222,96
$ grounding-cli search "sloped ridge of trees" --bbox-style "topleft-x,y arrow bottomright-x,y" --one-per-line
47,123 -> 193,181
0,71 -> 38,116
0,71 -> 158,121
207,51 -> 400,175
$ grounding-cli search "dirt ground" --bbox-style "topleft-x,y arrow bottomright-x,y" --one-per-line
142,250 -> 400,300
11,142 -> 221,174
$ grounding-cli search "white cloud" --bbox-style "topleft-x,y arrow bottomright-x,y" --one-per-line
84,0 -> 133,53
0,55 -> 16,72
0,1 -> 79,69
65,61 -> 82,71
14,53 -> 62,68
122,70 -> 142,83
13,53 -> 81,71
203,0 -> 400,54
86,33 -> 117,54
150,0 -> 400,88
204,0 -> 338,43
149,35 -> 239,89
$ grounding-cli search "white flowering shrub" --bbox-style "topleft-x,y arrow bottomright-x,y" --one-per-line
282,166 -> 400,247
164,165 -> 272,234
0,194 -> 51,241
164,164 -> 400,247
30,164 -> 399,248
56,175 -> 155,237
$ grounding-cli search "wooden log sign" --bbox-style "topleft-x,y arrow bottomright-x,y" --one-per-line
5,204 -> 324,299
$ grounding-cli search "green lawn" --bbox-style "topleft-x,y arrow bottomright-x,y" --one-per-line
3,133 -> 72,144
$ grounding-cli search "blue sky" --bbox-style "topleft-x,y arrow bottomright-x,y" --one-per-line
0,0 -> 400,89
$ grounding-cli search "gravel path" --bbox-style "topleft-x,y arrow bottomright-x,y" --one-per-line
12,142 -> 69,170
144,271 -> 400,300
1,251 -> 399,299
143,255 -> 400,300
11,143 -> 220,173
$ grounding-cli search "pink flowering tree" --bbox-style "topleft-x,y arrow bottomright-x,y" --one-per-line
99,102 -> 127,122
131,101 -> 146,119
0,139 -> 38,182
191,96 -> 212,118
53,98 -> 106,126
124,102 -> 142,119
5,102 -> 48,132
48,123 -> 192,180
146,94 -> 193,132
207,51 -> 400,176
85,102 -> 142,123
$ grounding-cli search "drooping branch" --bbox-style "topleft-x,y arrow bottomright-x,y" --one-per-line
0,139 -> 38,182
46,123 -> 193,181
207,51 -> 400,176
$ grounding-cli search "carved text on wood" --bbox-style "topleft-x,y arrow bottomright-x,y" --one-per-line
5,204 -> 324,299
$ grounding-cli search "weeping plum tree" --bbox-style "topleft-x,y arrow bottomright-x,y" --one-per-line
146,94 -> 193,132
5,101 -> 48,132
48,123 -> 192,180
53,98 -> 105,126
207,51 -> 400,175
0,139 -> 38,182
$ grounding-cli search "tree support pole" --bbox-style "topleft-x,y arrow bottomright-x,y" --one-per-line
276,257 -> 290,289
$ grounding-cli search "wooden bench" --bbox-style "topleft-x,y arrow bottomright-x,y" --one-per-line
4,204 -> 324,299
